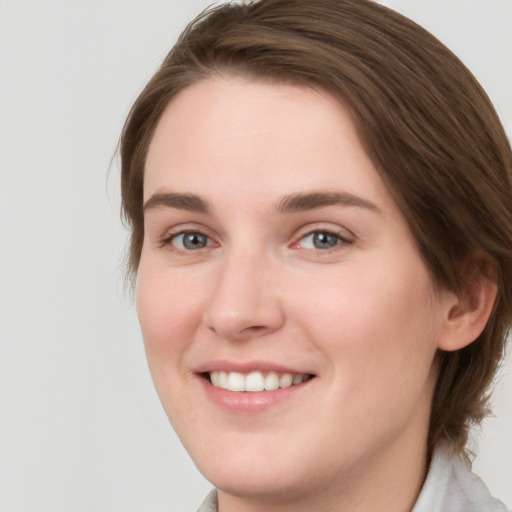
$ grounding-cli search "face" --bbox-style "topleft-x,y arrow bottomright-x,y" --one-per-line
137,78 -> 451,506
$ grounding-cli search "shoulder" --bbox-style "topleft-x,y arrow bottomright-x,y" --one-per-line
413,445 -> 510,512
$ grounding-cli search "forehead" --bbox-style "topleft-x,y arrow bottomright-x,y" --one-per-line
143,77 -> 392,212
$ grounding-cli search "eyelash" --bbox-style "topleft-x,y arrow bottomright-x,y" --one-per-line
159,227 -> 353,254
158,230 -> 215,252
293,229 -> 353,252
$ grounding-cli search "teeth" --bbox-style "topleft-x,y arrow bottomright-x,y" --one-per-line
264,371 -> 280,391
219,371 -> 229,390
280,373 -> 293,388
210,371 -> 221,387
227,372 -> 245,392
292,374 -> 304,385
246,371 -> 265,392
208,370 -> 310,392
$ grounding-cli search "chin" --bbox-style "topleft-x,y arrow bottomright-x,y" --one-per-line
201,460 -> 318,503
182,427 -> 342,504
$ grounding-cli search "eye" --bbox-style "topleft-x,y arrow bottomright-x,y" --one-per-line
298,230 -> 347,250
170,231 -> 212,250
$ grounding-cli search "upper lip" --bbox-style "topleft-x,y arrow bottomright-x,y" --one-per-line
194,360 -> 314,375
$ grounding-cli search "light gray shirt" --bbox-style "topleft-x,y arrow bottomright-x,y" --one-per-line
196,445 -> 510,512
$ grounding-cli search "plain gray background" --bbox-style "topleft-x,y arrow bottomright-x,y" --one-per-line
0,1 -> 511,510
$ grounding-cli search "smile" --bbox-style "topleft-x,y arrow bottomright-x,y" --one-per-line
207,370 -> 312,392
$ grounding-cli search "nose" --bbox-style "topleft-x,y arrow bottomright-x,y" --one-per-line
203,249 -> 285,342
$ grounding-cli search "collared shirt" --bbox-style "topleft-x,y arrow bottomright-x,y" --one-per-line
412,445 -> 509,512
196,446 -> 510,512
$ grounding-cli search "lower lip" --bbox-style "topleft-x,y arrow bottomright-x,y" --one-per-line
199,376 -> 312,413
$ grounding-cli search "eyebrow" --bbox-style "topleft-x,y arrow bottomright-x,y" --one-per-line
143,192 -> 210,214
277,191 -> 381,214
143,190 -> 381,216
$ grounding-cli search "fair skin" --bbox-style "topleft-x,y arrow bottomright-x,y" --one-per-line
137,78 -> 493,512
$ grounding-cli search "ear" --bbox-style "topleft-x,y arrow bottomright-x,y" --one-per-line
437,255 -> 498,352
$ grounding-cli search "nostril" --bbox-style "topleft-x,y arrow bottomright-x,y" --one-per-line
246,325 -> 266,332
203,292 -> 286,341
208,323 -> 267,336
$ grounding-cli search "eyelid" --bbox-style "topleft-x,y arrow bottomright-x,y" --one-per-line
155,222 -> 354,254
157,224 -> 219,250
290,225 -> 355,252
293,223 -> 353,241
172,232 -> 215,249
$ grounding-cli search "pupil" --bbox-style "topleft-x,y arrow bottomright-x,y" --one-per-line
183,233 -> 206,249
313,232 -> 338,249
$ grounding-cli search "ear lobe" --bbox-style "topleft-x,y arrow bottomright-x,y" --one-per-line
437,256 -> 498,352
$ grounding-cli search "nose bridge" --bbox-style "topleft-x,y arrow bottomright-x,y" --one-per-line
203,243 -> 284,341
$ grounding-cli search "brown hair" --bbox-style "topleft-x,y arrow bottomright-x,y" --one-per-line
120,0 -> 512,456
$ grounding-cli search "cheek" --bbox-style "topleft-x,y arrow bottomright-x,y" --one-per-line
299,261 -> 441,389
135,264 -> 210,428
136,264 -> 202,366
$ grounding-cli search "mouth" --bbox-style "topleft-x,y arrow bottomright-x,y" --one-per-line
203,370 -> 314,392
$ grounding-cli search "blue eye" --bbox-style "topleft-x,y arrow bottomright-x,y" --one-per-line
300,231 -> 343,250
172,232 -> 211,250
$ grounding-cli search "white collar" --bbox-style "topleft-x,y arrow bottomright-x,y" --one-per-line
412,444 -> 509,512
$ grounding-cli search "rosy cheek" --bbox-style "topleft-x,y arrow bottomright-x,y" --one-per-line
137,271 -> 201,357
137,275 -> 172,345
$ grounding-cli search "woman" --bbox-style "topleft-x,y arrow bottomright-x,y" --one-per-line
119,0 -> 512,510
